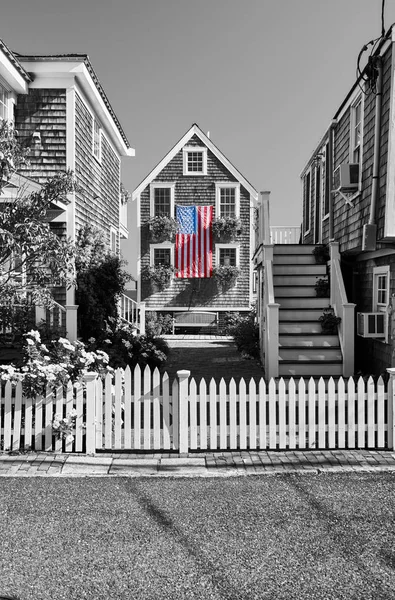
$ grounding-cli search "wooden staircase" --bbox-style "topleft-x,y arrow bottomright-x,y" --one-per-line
273,244 -> 343,377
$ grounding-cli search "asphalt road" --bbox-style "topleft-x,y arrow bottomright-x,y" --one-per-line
1,472 -> 395,600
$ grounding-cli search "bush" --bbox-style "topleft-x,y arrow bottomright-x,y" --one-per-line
223,307 -> 260,360
145,312 -> 174,337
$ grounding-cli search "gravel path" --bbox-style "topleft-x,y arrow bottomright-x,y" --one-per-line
1,473 -> 395,599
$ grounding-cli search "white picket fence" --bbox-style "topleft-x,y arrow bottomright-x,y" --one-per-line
1,367 -> 395,453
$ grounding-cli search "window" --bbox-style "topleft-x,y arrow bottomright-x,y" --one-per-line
351,96 -> 362,165
93,118 -> 101,160
0,82 -> 9,121
303,171 -> 311,234
215,243 -> 240,268
150,183 -> 175,217
150,243 -> 174,268
215,183 -> 240,218
110,227 -> 117,253
154,247 -> 171,266
183,146 -> 207,175
323,142 -> 330,217
373,266 -> 390,342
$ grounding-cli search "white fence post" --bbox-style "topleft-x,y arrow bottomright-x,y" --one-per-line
177,370 -> 190,454
387,368 -> 395,450
84,372 -> 98,455
139,301 -> 146,335
65,305 -> 78,342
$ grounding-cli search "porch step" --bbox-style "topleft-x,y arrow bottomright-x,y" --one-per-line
273,274 -> 325,286
273,264 -> 326,276
279,347 -> 342,362
273,244 -> 318,255
275,285 -> 317,297
279,308 -> 325,321
279,334 -> 339,347
277,297 -> 329,309
278,361 -> 343,378
279,321 -> 323,334
273,254 -> 317,265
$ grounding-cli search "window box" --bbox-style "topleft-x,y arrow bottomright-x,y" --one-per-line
141,264 -> 175,290
212,216 -> 243,241
213,264 -> 240,289
148,215 -> 179,242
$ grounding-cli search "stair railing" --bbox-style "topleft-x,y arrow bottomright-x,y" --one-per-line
119,294 -> 146,335
263,250 -> 280,379
329,242 -> 356,377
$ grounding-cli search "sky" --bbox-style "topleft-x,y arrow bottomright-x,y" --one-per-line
2,0 -> 395,278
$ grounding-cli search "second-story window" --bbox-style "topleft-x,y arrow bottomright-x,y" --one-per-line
154,247 -> 171,266
93,118 -> 101,161
351,96 -> 362,165
0,82 -> 9,121
215,183 -> 240,218
219,247 -> 237,266
154,188 -> 171,217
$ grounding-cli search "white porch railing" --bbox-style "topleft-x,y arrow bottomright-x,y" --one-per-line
35,302 -> 66,333
330,242 -> 356,377
119,294 -> 146,334
270,226 -> 301,245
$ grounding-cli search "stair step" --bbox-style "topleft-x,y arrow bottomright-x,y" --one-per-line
277,297 -> 329,309
278,362 -> 343,377
279,308 -> 324,321
279,321 -> 323,334
274,274 -> 324,286
273,264 -> 327,275
279,348 -> 342,361
273,254 -> 317,265
279,335 -> 339,347
274,244 -> 318,255
275,285 -> 318,297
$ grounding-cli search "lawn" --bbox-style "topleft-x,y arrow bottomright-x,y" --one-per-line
1,473 -> 395,599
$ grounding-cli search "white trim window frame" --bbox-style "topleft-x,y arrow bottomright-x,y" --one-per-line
215,182 -> 240,218
149,182 -> 175,218
92,117 -> 102,162
323,141 -> 331,219
183,146 -> 207,176
0,81 -> 9,121
150,242 -> 175,268
303,168 -> 312,236
372,265 -> 390,342
349,93 -> 364,189
110,226 -> 118,253
215,243 -> 240,267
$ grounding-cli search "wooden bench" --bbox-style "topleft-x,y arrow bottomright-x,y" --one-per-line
172,311 -> 218,334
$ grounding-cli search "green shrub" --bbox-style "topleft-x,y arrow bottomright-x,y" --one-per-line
223,307 -> 260,360
145,312 -> 174,337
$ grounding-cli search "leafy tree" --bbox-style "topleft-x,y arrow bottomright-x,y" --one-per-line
0,121 -> 75,307
75,225 -> 133,341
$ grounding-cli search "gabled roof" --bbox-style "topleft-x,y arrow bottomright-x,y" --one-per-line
0,39 -> 32,83
15,53 -> 133,155
132,123 -> 258,200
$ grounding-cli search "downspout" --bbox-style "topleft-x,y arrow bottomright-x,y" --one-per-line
362,56 -> 383,251
328,120 -> 337,240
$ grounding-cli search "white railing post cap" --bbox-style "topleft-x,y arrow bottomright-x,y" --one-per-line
84,372 -> 98,382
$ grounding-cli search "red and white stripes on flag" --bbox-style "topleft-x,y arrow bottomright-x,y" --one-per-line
175,205 -> 213,278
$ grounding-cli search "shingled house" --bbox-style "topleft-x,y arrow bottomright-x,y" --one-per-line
0,39 -> 134,339
133,124 -> 258,332
300,25 -> 395,375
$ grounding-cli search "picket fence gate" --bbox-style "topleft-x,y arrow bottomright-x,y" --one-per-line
1,366 -> 395,454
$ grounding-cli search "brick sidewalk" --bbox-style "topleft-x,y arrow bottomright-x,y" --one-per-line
1,450 -> 395,477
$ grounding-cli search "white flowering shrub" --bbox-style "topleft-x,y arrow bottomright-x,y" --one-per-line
0,330 -> 112,398
52,409 -> 78,442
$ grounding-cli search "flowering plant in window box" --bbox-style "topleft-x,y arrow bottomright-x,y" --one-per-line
213,265 -> 240,289
212,217 -> 243,241
148,216 -> 179,242
141,264 -> 175,290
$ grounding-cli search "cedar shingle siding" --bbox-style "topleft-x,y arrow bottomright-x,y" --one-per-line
140,134 -> 252,312
75,92 -> 120,249
301,43 -> 395,375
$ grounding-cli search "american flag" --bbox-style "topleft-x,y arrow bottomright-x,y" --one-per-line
175,205 -> 213,278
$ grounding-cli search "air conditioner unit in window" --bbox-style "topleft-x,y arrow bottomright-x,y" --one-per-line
357,312 -> 386,338
333,163 -> 360,192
